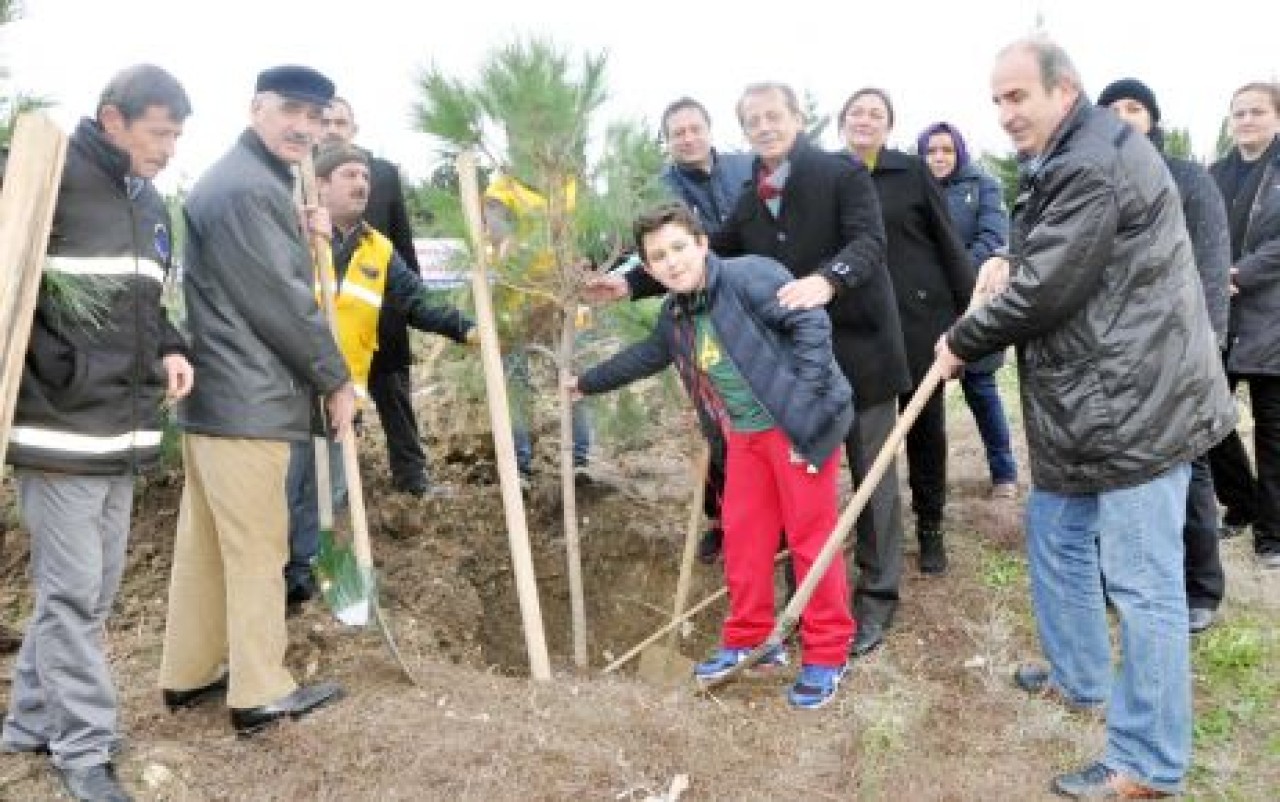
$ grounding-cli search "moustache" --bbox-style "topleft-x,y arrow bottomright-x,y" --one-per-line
284,131 -> 312,146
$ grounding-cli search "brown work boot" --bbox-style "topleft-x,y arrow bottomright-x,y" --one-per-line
1051,762 -> 1173,798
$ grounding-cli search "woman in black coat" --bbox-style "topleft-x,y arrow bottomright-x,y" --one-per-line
1208,81 -> 1280,570
839,87 -> 975,575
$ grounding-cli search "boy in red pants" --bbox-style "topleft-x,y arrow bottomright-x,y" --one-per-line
573,202 -> 855,708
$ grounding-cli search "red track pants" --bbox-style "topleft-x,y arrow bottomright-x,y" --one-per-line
720,428 -> 854,666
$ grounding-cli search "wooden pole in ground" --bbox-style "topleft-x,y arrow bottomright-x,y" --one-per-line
557,309 -> 588,669
457,150 -> 552,681
0,113 -> 68,467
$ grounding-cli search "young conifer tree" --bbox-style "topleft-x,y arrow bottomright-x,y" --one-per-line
415,37 -> 666,668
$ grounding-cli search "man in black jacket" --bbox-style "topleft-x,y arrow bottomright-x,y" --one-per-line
0,65 -> 193,802
160,65 -> 354,738
938,38 -> 1235,799
592,82 -> 910,659
1099,78 -> 1233,634
322,98 -> 434,496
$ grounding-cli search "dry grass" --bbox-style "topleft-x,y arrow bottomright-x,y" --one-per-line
0,365 -> 1275,801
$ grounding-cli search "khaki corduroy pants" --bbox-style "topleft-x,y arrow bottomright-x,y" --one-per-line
159,434 -> 296,709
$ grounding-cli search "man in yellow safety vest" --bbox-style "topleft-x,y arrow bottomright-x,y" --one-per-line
285,143 -> 477,607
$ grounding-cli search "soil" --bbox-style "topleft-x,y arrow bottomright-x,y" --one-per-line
0,370 -> 1275,801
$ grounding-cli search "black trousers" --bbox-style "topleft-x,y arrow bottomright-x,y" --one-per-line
368,368 -> 428,491
845,399 -> 905,628
899,382 -> 947,530
1185,453 -> 1225,609
1209,374 -> 1280,554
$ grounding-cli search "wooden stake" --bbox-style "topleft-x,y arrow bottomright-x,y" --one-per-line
0,113 -> 68,467
457,150 -> 552,681
558,311 -> 588,669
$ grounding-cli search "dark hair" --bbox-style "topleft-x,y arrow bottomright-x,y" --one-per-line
96,64 -> 192,123
735,82 -> 802,126
1231,81 -> 1280,114
838,87 -> 894,130
633,201 -> 705,260
661,97 -> 710,138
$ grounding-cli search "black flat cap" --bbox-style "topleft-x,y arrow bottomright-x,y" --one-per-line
255,65 -> 335,107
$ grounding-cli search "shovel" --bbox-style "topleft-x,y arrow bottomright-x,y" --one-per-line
298,156 -> 416,683
636,445 -> 709,684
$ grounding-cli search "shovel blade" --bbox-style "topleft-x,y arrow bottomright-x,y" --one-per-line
333,598 -> 371,627
636,645 -> 696,687
314,528 -> 374,626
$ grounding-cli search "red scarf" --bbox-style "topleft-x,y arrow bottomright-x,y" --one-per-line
757,166 -> 782,201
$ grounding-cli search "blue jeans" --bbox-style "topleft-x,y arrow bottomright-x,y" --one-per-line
285,438 -> 347,589
504,349 -> 591,474
1026,464 -> 1191,794
960,368 -> 1017,484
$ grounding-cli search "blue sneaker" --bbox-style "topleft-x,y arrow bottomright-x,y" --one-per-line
787,663 -> 848,710
693,645 -> 789,683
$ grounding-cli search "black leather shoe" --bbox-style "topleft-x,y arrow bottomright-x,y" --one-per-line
850,621 -> 887,658
1015,663 -> 1104,716
918,525 -> 948,575
54,762 -> 133,802
1051,761 -> 1171,798
163,671 -> 229,713
286,579 -> 316,607
1014,662 -> 1051,694
230,681 -> 345,737
1188,607 -> 1217,634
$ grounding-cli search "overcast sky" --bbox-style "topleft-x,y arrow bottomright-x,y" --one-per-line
2,0 -> 1275,193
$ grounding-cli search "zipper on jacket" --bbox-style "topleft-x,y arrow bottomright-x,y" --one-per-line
128,188 -> 144,476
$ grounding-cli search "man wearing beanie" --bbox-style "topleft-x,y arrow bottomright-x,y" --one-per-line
1100,77 -> 1233,635
159,65 -> 354,736
283,144 -> 478,603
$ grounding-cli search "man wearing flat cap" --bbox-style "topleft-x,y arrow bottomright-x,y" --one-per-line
158,64 -> 355,736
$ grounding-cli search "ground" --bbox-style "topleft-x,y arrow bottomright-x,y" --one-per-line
0,363 -> 1276,801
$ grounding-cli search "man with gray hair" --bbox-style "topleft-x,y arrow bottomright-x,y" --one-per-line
159,65 -> 354,737
936,38 -> 1235,798
1,64 -> 193,802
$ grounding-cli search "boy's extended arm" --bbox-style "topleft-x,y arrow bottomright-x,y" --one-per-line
578,327 -> 672,395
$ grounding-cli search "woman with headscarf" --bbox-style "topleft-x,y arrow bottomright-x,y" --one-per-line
917,121 -> 1017,501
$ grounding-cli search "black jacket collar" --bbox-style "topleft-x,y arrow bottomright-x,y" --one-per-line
73,117 -> 132,185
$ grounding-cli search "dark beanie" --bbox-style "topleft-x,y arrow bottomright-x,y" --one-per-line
1097,78 -> 1161,124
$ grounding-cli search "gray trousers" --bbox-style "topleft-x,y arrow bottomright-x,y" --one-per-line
2,471 -> 132,769
845,399 -> 905,628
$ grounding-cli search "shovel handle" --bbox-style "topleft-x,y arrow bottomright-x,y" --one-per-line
298,156 -> 372,571
700,363 -> 945,690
